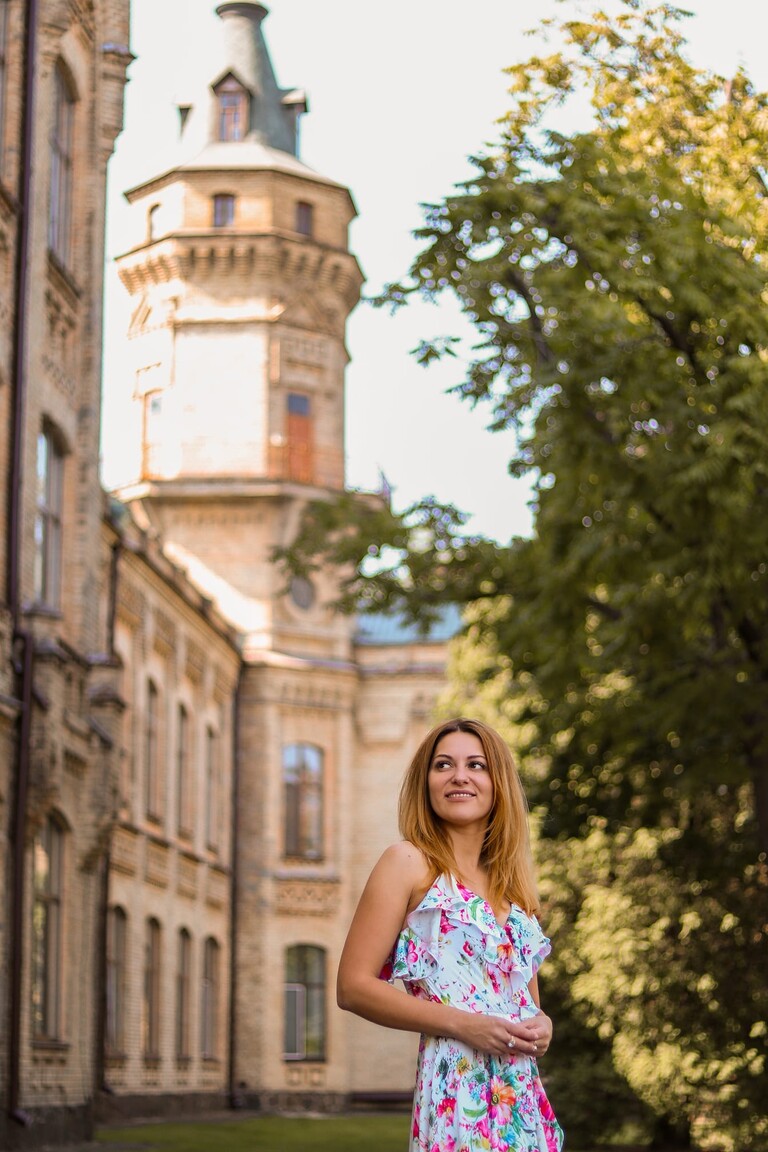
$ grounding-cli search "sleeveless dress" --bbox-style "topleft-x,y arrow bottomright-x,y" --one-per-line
382,873 -> 564,1152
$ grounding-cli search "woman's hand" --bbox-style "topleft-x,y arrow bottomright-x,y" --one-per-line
452,1012 -> 544,1059
528,1010 -> 553,1056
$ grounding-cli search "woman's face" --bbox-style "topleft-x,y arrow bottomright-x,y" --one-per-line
427,730 -> 494,828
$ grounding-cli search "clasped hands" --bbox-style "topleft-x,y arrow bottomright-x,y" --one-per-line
455,1009 -> 553,1059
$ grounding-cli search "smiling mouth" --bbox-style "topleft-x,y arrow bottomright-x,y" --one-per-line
446,791 -> 476,799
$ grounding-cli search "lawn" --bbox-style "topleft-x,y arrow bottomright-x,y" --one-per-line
96,1114 -> 597,1152
96,1114 -> 411,1152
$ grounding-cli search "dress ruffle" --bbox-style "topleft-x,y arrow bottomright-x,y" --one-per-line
387,874 -> 551,988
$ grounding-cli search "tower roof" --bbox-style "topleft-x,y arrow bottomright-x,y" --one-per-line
176,1 -> 307,160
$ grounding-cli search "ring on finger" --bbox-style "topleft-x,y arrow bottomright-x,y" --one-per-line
507,1037 -> 516,1049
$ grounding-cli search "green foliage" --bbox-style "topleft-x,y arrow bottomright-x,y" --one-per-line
96,1114 -> 411,1152
282,3 -> 768,1146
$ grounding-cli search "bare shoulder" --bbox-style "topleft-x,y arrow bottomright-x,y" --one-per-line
374,841 -> 435,913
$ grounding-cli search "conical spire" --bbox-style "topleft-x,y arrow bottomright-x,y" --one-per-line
177,2 -> 307,159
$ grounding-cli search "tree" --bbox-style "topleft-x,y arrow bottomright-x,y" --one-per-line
279,4 -> 768,1144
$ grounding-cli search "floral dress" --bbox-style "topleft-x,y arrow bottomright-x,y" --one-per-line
382,873 -> 564,1152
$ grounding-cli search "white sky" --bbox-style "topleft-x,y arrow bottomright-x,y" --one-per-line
101,0 -> 768,543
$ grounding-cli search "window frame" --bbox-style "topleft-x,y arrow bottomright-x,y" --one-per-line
33,425 -> 64,609
283,945 -> 326,1062
213,193 -> 235,228
106,906 -> 127,1055
296,201 -> 314,237
145,679 -> 161,821
0,1 -> 9,173
201,936 -> 220,1060
176,701 -> 193,838
143,917 -> 162,1059
216,75 -> 248,142
48,62 -> 76,267
31,815 -> 66,1042
176,927 -> 192,1061
205,725 -> 219,851
283,743 -> 324,861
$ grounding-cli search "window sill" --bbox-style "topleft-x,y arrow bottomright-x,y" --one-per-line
32,1037 -> 70,1053
47,250 -> 81,305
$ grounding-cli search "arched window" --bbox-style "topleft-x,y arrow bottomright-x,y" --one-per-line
106,906 -> 127,1054
213,193 -> 235,228
176,928 -> 192,1060
284,945 -> 326,1061
34,424 -> 64,608
283,743 -> 323,860
216,75 -> 248,142
49,63 -> 75,265
31,815 -> 65,1039
143,917 -> 161,1058
201,936 -> 220,1059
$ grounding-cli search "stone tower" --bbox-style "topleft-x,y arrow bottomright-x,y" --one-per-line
115,0 -> 363,658
114,1 -> 373,1105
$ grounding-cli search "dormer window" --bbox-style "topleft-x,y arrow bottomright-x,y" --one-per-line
215,75 -> 248,142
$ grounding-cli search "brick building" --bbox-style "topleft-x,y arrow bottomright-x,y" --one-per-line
0,1 -> 459,1142
0,0 -> 131,1146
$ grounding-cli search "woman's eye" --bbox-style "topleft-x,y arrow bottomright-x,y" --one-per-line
469,761 -> 487,771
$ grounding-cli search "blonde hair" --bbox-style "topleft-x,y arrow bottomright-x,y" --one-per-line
398,717 -> 540,916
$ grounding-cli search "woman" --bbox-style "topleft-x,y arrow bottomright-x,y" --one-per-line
337,717 -> 563,1152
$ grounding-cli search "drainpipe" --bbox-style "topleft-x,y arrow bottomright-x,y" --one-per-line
94,537 -> 122,1101
6,0 -> 39,1128
228,667 -> 243,1109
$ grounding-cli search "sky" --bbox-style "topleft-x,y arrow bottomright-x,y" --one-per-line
101,0 -> 768,543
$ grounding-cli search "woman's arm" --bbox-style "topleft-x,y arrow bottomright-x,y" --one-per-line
337,842 -> 540,1058
526,973 -> 554,1055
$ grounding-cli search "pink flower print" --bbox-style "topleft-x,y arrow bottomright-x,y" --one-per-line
457,881 -> 474,901
436,1095 -> 456,1122
488,966 -> 501,996
487,1075 -> 517,1125
476,1114 -> 491,1140
440,910 -> 455,934
462,940 -> 474,958
407,939 -> 419,966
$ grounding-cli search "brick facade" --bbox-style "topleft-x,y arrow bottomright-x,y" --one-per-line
0,3 -> 457,1142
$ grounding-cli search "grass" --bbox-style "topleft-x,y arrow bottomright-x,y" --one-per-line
96,1114 -> 412,1152
96,1114 -> 599,1152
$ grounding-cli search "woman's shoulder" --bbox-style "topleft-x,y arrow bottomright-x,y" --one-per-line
376,840 -> 430,876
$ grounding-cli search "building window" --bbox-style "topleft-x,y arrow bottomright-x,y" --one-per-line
145,679 -> 162,820
33,427 -> 64,608
284,945 -> 326,1061
201,937 -> 220,1060
176,928 -> 192,1060
143,918 -> 161,1058
177,703 -> 192,837
148,203 -> 160,240
205,726 -> 219,851
216,75 -> 248,142
106,906 -> 127,1054
296,201 -> 313,237
31,815 -> 65,1040
213,193 -> 235,228
49,63 -> 75,266
286,392 -> 314,484
0,1 -> 9,171
283,743 -> 323,860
